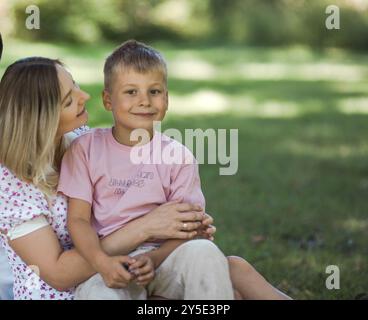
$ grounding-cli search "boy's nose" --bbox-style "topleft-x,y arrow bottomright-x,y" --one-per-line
138,93 -> 150,107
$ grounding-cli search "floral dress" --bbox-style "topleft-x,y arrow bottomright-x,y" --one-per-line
0,127 -> 88,300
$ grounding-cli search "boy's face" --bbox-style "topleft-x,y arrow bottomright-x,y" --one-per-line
103,67 -> 168,134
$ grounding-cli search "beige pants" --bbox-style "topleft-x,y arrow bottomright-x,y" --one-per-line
75,239 -> 234,300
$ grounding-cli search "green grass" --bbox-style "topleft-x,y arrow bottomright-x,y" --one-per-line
1,39 -> 368,299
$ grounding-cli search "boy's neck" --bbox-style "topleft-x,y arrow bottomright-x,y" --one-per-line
112,125 -> 154,147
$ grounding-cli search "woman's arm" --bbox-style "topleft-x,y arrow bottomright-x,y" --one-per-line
9,226 -> 94,291
9,221 -> 146,291
101,201 -> 205,256
9,201 -> 205,291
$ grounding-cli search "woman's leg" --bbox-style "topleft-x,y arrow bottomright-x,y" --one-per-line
227,256 -> 291,300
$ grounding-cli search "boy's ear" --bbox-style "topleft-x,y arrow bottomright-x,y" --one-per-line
102,89 -> 112,111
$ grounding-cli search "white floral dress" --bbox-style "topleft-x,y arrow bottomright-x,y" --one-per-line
0,127 -> 88,300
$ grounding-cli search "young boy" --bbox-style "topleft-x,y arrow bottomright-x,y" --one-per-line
58,40 -> 235,300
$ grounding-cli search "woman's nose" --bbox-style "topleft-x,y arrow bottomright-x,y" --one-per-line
80,90 -> 90,102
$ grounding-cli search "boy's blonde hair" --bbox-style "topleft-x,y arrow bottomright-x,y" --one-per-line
104,39 -> 167,91
0,57 -> 68,196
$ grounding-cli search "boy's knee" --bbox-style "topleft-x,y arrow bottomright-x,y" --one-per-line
182,240 -> 227,264
182,239 -> 218,252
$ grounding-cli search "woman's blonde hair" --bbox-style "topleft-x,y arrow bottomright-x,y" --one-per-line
0,57 -> 68,196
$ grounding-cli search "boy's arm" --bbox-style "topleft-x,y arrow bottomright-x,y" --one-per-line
145,239 -> 187,268
58,138 -> 102,265
67,198 -> 134,288
67,198 -> 106,269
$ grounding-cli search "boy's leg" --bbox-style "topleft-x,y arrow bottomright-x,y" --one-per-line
147,239 -> 234,300
74,273 -> 147,300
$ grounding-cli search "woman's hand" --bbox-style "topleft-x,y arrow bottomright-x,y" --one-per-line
141,200 -> 205,241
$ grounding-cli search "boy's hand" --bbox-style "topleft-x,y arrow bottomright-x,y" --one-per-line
128,254 -> 155,287
95,255 -> 136,288
196,213 -> 216,241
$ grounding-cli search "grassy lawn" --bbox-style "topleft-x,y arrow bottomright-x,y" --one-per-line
1,39 -> 368,299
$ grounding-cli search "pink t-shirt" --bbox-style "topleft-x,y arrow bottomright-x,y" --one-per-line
57,128 -> 205,238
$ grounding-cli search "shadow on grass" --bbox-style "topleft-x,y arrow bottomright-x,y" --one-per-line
163,112 -> 368,299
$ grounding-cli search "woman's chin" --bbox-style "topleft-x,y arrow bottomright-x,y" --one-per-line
68,114 -> 89,133
78,111 -> 89,126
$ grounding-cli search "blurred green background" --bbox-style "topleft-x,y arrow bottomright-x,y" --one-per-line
1,0 -> 368,299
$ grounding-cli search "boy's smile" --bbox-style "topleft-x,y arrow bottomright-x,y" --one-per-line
103,68 -> 168,146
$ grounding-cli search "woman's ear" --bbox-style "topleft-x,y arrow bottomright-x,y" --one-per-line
102,89 -> 112,111
165,90 -> 169,111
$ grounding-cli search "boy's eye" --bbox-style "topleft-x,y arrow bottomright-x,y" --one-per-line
126,90 -> 137,95
150,89 -> 161,95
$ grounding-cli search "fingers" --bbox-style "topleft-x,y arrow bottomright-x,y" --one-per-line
205,225 -> 216,241
205,225 -> 216,235
175,203 -> 203,213
179,221 -> 202,231
179,211 -> 205,222
104,271 -> 132,288
128,256 -> 155,286
115,261 -> 134,281
128,257 -> 146,271
175,230 -> 198,239
131,264 -> 152,277
118,256 -> 136,265
117,267 -> 134,282
202,214 -> 214,226
135,271 -> 155,286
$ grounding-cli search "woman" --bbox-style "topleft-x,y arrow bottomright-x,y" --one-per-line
0,32 -> 13,301
0,57 -> 289,300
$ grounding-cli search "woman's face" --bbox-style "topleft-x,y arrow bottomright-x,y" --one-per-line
56,65 -> 90,137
